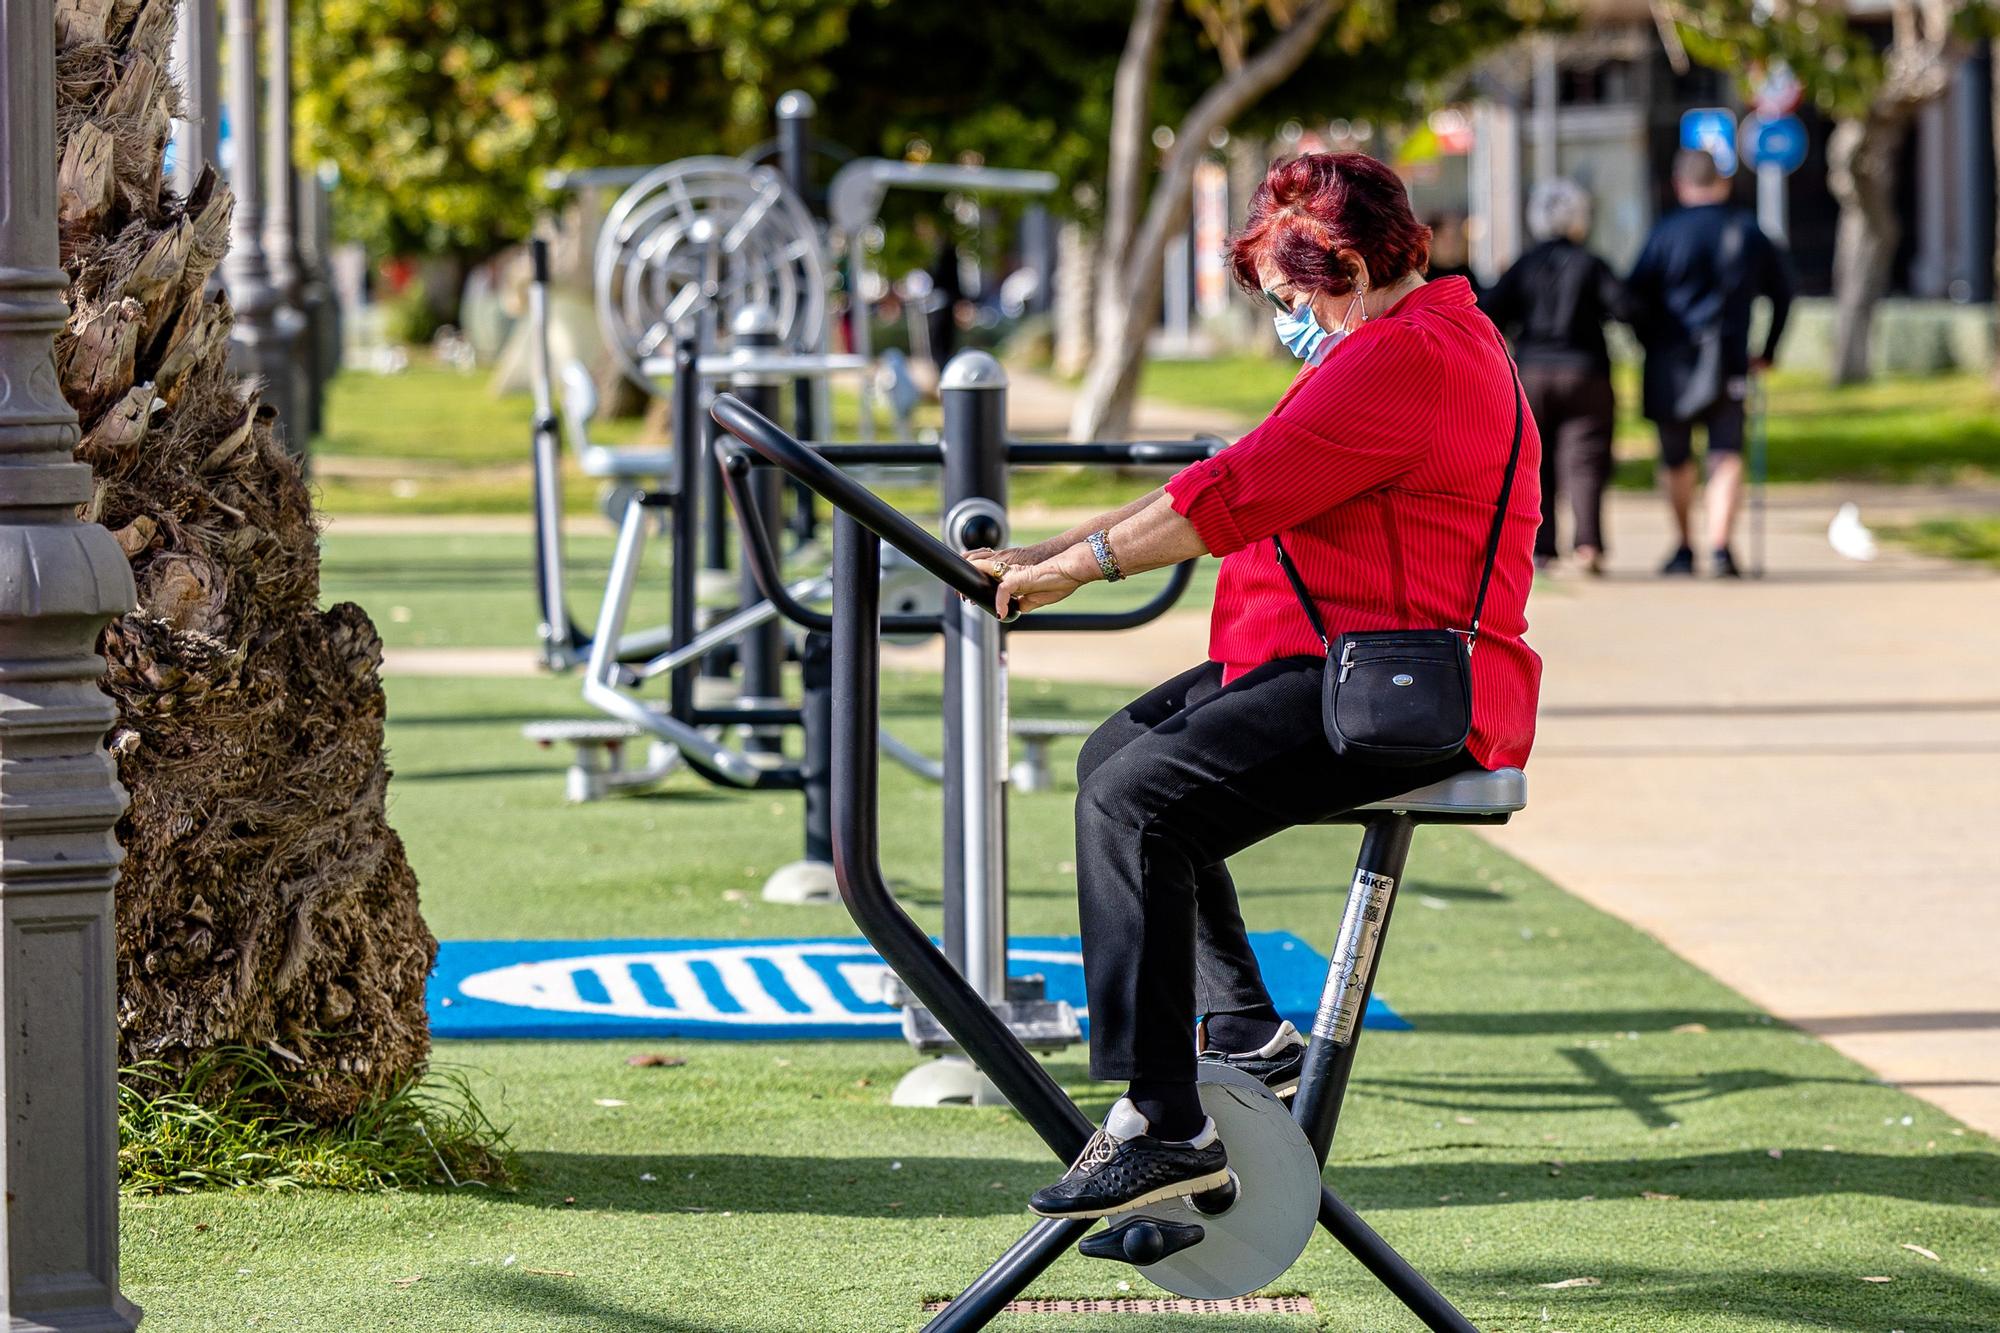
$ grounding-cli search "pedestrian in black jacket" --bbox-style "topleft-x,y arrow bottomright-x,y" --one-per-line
1482,178 -> 1629,576
1627,149 -> 1794,577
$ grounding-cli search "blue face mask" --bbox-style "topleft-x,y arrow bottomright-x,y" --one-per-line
1269,286 -> 1365,361
1272,303 -> 1328,360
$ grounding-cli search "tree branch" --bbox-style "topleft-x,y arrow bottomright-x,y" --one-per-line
1117,0 -> 1344,297
1103,0 -> 1174,274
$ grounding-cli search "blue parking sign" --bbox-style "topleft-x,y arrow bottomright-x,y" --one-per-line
1744,113 -> 1809,174
1680,107 -> 1739,177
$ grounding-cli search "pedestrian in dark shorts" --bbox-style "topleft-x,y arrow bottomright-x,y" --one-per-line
1627,149 -> 1794,577
1482,178 -> 1629,576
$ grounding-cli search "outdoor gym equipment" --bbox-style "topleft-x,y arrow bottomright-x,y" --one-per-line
720,348 -> 1221,1102
527,236 -> 678,675
536,103 -> 1061,890
712,390 -> 1528,1328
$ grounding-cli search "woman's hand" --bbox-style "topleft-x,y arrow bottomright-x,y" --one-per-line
961,543 -> 1053,570
990,555 -> 1085,618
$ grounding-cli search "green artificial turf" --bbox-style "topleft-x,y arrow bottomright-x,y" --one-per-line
1885,516 -> 2000,568
118,670 -> 2000,1331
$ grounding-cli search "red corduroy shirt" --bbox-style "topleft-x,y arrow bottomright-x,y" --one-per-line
1164,277 -> 1542,770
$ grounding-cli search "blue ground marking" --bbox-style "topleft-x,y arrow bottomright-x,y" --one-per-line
428,932 -> 1412,1041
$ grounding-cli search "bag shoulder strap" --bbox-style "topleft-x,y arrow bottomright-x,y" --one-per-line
1271,347 -> 1525,655
1468,355 -> 1527,645
1270,532 -> 1329,653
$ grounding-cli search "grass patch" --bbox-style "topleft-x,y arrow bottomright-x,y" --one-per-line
120,1048 -> 515,1194
1884,515 -> 2000,567
117,670 -> 2000,1330
319,527 -> 1216,653
314,361 -> 1156,516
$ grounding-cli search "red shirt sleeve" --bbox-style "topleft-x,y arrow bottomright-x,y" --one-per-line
1165,321 -> 1442,556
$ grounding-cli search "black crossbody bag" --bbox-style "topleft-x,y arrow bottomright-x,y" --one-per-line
1271,360 -> 1525,767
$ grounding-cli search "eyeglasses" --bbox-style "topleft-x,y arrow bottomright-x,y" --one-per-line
1262,288 -> 1298,314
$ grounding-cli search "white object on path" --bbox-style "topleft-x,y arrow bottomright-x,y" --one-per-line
1828,502 -> 1878,562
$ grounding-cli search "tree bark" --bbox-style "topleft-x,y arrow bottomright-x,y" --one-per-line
1823,0 -> 1953,386
1072,0 -> 1341,440
1826,116 -> 1906,385
1053,215 -> 1099,378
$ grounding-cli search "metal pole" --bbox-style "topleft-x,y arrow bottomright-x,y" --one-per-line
222,0 -> 300,445
1292,814 -> 1415,1163
1756,162 -> 1788,245
1531,35 -> 1559,185
0,1 -> 140,1326
669,334 -> 701,723
730,305 -> 785,754
938,351 -> 1009,998
798,631 -> 833,866
261,0 -> 312,442
775,89 -> 820,546
171,0 -> 220,197
1319,1189 -> 1478,1333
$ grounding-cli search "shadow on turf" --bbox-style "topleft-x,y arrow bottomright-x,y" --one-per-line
496,1147 -> 1999,1216
453,1268 -> 716,1330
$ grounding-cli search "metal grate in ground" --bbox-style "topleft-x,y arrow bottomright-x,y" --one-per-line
920,1297 -> 1315,1315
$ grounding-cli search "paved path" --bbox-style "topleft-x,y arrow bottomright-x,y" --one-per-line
1003,367 -> 1254,439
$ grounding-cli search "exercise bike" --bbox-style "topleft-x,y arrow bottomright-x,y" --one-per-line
712,391 -> 1527,1329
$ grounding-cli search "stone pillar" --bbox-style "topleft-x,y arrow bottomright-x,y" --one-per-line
0,0 -> 141,1329
222,0 -> 300,446
170,0 -> 220,197
260,0 -> 313,440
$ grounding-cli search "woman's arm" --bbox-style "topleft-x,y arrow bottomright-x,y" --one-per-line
982,493 -> 1207,618
964,486 -> 1165,569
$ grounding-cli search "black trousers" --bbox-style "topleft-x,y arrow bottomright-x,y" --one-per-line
1073,657 -> 1476,1083
1521,362 -> 1616,556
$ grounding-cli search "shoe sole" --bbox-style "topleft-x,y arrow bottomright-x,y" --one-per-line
1029,1167 -> 1234,1221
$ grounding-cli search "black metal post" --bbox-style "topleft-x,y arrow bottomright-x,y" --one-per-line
1292,813 -> 1415,1163
798,631 -> 833,865
732,307 -> 786,753
1319,1188 -> 1479,1333
922,1218 -> 1093,1332
823,507 -> 1087,1152
938,351 -> 1009,974
669,335 -> 701,723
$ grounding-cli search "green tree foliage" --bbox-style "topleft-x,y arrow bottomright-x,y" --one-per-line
1666,0 -> 1995,119
298,0 -> 871,254
818,0 -> 1532,202
302,0 -> 1532,259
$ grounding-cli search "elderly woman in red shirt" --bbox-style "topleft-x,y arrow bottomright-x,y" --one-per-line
971,153 -> 1542,1219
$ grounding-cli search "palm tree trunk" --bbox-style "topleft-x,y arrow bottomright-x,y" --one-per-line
54,0 -> 432,1122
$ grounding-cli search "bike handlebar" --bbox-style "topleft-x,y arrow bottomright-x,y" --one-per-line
711,394 -> 1018,621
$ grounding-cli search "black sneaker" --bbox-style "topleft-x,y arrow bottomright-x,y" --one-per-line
1198,1018 -> 1308,1100
1660,545 -> 1696,576
1028,1098 -> 1230,1220
1711,546 -> 1741,578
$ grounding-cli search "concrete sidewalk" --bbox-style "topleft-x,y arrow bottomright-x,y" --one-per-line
1479,486 -> 2000,1136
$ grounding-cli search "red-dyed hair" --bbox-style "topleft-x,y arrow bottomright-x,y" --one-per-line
1227,152 -> 1432,300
